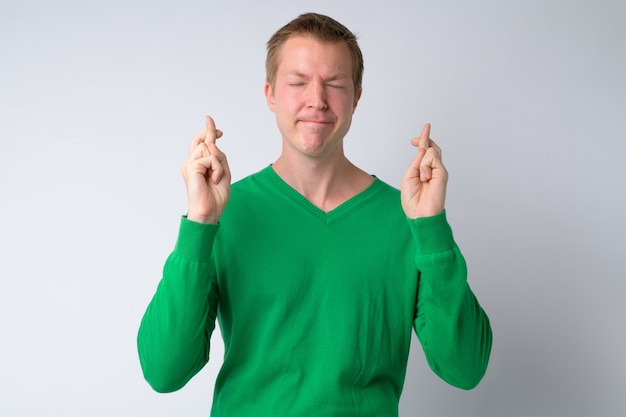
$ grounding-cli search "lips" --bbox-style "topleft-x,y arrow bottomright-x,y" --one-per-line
297,120 -> 334,132
299,120 -> 332,124
297,111 -> 335,124
297,115 -> 334,123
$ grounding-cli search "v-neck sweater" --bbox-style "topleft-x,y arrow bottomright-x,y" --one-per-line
138,165 -> 492,417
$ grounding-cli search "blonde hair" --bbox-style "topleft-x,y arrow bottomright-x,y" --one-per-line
266,13 -> 364,92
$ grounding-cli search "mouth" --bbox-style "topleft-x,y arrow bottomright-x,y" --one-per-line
297,120 -> 333,133
298,119 -> 333,125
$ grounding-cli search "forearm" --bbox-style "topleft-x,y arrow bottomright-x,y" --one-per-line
137,217 -> 220,393
410,211 -> 492,389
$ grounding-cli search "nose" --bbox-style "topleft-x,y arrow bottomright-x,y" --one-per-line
307,80 -> 328,110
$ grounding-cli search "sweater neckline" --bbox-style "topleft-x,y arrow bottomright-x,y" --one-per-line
261,164 -> 385,224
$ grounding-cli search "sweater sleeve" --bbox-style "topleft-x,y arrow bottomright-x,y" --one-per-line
409,211 -> 492,389
137,217 -> 220,393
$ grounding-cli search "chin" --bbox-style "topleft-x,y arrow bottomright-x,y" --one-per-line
302,140 -> 343,159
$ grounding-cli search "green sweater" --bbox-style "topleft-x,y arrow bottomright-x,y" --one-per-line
138,166 -> 492,416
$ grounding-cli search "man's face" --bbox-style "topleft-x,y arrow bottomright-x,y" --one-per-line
265,35 -> 362,159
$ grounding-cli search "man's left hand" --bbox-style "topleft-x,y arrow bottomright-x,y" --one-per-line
400,123 -> 448,218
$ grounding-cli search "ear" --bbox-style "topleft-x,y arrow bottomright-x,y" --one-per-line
264,81 -> 276,112
352,87 -> 362,112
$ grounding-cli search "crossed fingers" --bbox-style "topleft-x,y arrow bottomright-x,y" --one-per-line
411,123 -> 442,182
189,115 -> 224,156
184,115 -> 229,186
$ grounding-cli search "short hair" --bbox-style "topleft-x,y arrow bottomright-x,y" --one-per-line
265,13 -> 364,92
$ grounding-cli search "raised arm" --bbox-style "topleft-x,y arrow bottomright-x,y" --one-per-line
410,212 -> 492,389
401,124 -> 492,389
137,116 -> 231,392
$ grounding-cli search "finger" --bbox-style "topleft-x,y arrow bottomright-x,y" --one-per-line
189,130 -> 224,154
182,153 -> 222,182
419,157 -> 433,182
186,142 -> 205,161
417,123 -> 431,152
428,139 -> 442,156
189,141 -> 226,162
411,123 -> 430,154
204,154 -> 225,184
194,142 -> 212,159
189,131 -> 205,154
182,144 -> 207,177
206,142 -> 225,162
188,117 -> 223,154
204,115 -> 218,144
403,151 -> 422,183
410,123 -> 431,168
192,143 -> 229,176
208,142 -> 231,182
419,146 -> 445,182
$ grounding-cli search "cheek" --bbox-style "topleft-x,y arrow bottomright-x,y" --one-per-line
335,98 -> 357,117
328,90 -> 356,109
273,97 -> 299,127
276,93 -> 302,114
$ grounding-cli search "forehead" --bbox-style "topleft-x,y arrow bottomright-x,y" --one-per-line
276,35 -> 352,77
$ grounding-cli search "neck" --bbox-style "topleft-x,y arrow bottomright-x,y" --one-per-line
272,148 -> 373,212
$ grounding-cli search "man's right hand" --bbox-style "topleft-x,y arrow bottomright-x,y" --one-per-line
181,115 -> 231,224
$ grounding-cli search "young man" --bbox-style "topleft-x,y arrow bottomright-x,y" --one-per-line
138,12 -> 492,416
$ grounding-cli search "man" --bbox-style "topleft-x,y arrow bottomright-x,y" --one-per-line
138,12 -> 492,417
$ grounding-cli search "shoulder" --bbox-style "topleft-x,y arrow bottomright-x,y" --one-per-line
230,165 -> 275,195
369,176 -> 401,203
221,166 -> 279,220
348,175 -> 405,223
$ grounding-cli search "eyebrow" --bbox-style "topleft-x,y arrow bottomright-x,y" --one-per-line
283,71 -> 350,81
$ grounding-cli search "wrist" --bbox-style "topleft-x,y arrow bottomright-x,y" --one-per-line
186,210 -> 219,225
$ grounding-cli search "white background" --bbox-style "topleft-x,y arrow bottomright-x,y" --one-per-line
1,0 -> 624,416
